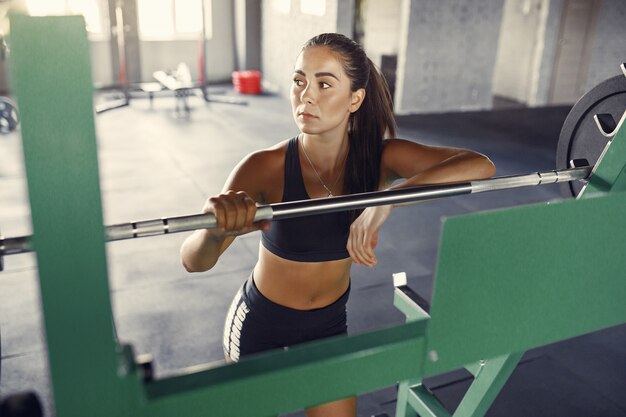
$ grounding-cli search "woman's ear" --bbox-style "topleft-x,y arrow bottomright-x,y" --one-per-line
349,88 -> 366,113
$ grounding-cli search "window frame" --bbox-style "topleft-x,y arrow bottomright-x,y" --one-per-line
136,0 -> 210,42
25,0 -> 110,41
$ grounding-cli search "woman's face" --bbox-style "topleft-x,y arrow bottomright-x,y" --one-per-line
290,46 -> 364,137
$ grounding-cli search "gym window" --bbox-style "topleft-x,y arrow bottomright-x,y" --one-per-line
300,0 -> 326,16
137,0 -> 211,41
272,0 -> 290,14
25,0 -> 108,39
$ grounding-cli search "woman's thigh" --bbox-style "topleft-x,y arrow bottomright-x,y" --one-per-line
306,397 -> 356,417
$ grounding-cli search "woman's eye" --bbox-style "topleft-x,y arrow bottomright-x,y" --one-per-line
320,82 -> 331,89
293,79 -> 304,87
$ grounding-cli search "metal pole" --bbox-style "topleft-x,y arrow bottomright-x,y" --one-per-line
0,166 -> 591,258
115,0 -> 129,100
200,0 -> 209,101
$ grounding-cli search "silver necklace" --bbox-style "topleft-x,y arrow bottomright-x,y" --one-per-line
300,137 -> 347,197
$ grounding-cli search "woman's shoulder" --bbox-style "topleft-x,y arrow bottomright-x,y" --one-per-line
382,137 -> 455,159
261,137 -> 293,155
240,137 -> 292,169
381,137 -> 423,160
382,137 -> 422,151
379,138 -> 431,185
225,138 -> 293,202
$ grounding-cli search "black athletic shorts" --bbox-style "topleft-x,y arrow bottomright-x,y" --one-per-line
223,274 -> 350,362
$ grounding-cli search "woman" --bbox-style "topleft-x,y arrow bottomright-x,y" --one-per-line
180,33 -> 495,417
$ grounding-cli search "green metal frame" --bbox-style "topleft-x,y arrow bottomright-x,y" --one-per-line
394,285 -> 525,417
8,14 -> 431,417
8,14 -> 626,417
395,352 -> 522,417
393,84 -> 626,417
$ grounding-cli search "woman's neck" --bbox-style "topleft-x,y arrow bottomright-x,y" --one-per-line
299,133 -> 349,173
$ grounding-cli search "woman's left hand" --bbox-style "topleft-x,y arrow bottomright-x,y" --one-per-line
347,205 -> 393,267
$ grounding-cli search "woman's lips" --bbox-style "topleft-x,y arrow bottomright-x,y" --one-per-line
299,112 -> 318,120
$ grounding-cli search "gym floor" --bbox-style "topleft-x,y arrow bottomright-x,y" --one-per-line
1,87 -> 625,416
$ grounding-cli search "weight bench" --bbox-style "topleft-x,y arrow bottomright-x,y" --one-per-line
392,124 -> 626,416
137,82 -> 163,109
153,63 -> 195,117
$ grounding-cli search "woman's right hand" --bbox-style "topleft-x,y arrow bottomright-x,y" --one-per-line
202,190 -> 269,238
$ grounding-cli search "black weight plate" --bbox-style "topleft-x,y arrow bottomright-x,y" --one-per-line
0,97 -> 19,134
0,391 -> 44,417
556,74 -> 626,197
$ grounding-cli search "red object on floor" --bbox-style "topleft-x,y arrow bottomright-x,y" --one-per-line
232,70 -> 262,94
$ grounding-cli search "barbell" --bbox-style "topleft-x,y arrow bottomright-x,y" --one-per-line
0,163 -> 592,270
3,63 -> 625,271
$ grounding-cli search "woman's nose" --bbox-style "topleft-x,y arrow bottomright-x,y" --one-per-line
301,85 -> 314,104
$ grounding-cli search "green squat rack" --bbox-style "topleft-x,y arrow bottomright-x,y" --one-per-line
5,14 -> 626,417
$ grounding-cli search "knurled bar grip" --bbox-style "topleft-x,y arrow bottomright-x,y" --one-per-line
0,166 -> 591,258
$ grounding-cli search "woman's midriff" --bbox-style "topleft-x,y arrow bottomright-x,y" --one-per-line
253,243 -> 352,311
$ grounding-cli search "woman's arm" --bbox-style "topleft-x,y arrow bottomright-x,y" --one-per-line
179,192 -> 257,272
347,139 -> 495,267
380,139 -> 496,188
180,149 -> 278,272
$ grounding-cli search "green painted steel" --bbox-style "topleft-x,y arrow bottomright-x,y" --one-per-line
9,15 -> 430,417
451,352 -> 523,417
395,380 -> 418,417
143,321 -> 427,417
394,106 -> 626,416
397,353 -> 522,417
394,286 -> 524,417
10,12 -> 626,417
406,384 -> 452,417
9,14 -> 142,417
579,123 -> 626,197
394,287 -> 430,322
424,170 -> 626,375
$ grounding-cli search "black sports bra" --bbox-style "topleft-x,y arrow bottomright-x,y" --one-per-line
261,137 -> 350,262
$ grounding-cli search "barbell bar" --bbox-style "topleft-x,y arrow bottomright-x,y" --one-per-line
0,164 -> 592,264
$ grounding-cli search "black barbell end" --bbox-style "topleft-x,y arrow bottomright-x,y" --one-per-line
569,159 -> 590,168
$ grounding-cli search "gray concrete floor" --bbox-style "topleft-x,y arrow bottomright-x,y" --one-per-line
1,88 -> 625,416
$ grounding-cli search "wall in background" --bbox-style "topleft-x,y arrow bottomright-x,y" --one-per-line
260,0 -> 342,96
585,0 -> 626,92
138,0 -> 235,84
4,0 -> 625,113
361,0 -> 402,76
395,0 -> 504,114
235,0 -> 262,71
90,0 -> 235,87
